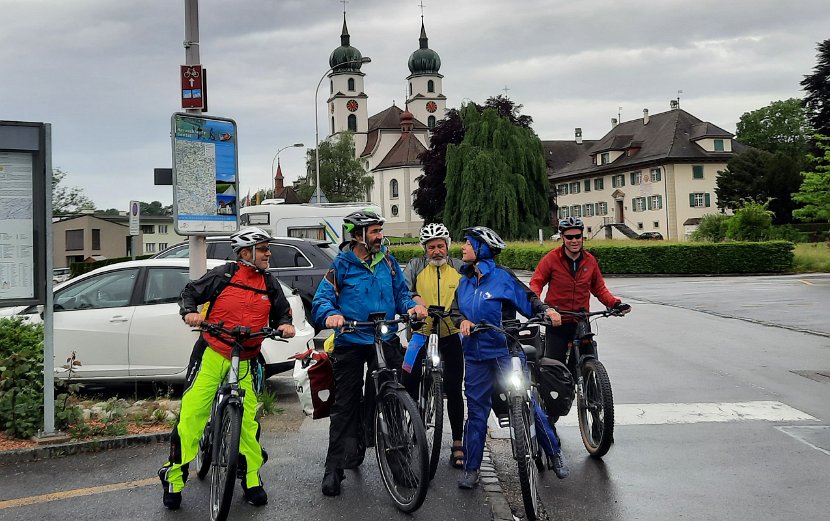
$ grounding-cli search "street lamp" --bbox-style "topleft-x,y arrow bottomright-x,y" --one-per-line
271,143 -> 304,195
314,56 -> 371,204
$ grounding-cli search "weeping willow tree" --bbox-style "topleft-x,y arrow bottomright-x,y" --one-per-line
444,103 -> 549,240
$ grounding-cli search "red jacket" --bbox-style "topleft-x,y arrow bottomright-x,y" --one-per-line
529,246 -> 619,320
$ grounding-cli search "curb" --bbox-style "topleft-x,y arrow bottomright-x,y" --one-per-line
482,444 -> 514,521
0,431 -> 171,466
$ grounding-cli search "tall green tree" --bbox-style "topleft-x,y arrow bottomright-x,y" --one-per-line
297,132 -> 373,203
801,38 -> 830,136
139,201 -> 172,216
736,99 -> 812,158
792,134 -> 830,222
52,168 -> 95,214
443,103 -> 549,240
715,149 -> 803,224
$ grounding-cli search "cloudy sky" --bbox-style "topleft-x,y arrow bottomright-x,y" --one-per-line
2,0 -> 828,212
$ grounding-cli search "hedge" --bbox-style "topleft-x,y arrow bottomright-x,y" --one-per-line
389,241 -> 795,274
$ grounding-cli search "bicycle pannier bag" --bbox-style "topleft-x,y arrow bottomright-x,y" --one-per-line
537,357 -> 575,417
290,347 -> 336,419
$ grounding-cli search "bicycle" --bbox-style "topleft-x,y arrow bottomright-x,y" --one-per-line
191,321 -> 285,521
341,312 -> 430,513
413,305 -> 449,480
471,314 -> 551,521
554,308 -> 625,458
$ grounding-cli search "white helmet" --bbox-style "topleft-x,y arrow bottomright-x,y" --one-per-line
230,227 -> 272,253
419,222 -> 451,247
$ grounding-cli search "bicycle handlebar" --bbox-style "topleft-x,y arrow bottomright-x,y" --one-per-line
557,308 -> 625,320
195,321 -> 286,344
340,314 -> 416,333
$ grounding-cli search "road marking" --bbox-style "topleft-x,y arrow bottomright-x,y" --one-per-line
489,400 -> 816,438
799,279 -> 815,286
775,426 -> 830,456
0,477 -> 157,510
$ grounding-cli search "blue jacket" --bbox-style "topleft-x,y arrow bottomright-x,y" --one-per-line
455,259 -> 547,361
313,243 -> 417,347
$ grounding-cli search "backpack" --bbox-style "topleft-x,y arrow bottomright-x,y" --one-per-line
537,357 -> 575,417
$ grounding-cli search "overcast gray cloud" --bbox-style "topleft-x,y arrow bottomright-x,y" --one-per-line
1,0 -> 828,211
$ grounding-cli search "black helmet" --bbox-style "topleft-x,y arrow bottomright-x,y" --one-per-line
558,217 -> 584,233
344,210 -> 385,233
463,226 -> 507,254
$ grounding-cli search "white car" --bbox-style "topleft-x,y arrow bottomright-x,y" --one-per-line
0,259 -> 313,383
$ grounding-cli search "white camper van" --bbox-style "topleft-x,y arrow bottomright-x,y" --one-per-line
239,200 -> 382,244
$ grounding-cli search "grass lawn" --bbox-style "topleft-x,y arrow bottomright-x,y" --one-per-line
792,242 -> 830,273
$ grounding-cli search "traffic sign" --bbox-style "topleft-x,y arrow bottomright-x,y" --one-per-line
180,65 -> 205,110
129,200 -> 140,236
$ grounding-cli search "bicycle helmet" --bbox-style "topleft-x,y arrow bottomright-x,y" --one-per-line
419,222 -> 451,247
230,226 -> 272,253
558,217 -> 584,233
463,226 -> 507,254
343,210 -> 385,233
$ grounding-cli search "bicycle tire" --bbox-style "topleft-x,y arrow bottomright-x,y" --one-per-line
210,403 -> 241,521
510,395 -> 540,521
577,359 -> 614,458
374,387 -> 430,513
195,421 -> 213,480
422,369 -> 444,480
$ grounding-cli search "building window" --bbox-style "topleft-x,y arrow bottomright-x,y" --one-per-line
66,229 -> 84,251
597,202 -> 608,215
637,222 -> 644,230
158,224 -> 168,234
331,117 -> 335,134
428,116 -> 436,129
630,171 -> 642,185
569,181 -> 580,194
650,167 -> 662,182
92,229 -> 101,250
612,174 -> 625,188
632,197 -> 647,212
558,206 -> 570,218
347,114 -> 357,132
571,205 -> 582,217
600,152 -> 609,165
557,183 -> 568,196
693,165 -> 704,179
648,195 -> 663,210
409,82 -> 412,95
145,243 -> 156,253
347,78 -> 355,91
653,221 -> 660,228
391,205 -> 399,217
714,139 -> 724,152
594,178 -> 604,191
140,225 -> 154,234
158,243 -> 168,250
330,80 -> 333,94
584,179 -> 591,192
427,80 -> 434,93
390,179 -> 399,198
584,203 -> 595,217
689,192 -> 711,208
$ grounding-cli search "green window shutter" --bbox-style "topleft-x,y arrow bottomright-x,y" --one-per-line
689,193 -> 695,207
693,165 -> 704,179
704,193 -> 711,207
658,195 -> 663,209
647,197 -> 653,210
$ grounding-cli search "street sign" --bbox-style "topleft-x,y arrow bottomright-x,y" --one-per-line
180,65 -> 205,110
129,200 -> 140,236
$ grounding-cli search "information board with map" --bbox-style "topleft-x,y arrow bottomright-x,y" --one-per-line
0,152 -> 34,300
171,113 -> 239,235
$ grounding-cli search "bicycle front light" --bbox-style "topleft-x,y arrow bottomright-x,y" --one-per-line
380,324 -> 389,335
510,372 -> 523,390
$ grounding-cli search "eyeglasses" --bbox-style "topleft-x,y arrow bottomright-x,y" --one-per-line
563,234 -> 583,240
255,245 -> 271,252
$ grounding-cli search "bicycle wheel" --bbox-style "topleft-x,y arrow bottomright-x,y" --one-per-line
210,403 -> 241,521
422,369 -> 444,480
577,359 -> 614,458
374,387 -> 430,513
510,395 -> 540,521
195,421 -> 213,480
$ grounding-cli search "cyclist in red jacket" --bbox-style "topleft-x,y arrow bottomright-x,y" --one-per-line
529,217 -> 630,422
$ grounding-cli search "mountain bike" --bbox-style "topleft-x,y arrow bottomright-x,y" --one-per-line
556,308 -> 625,458
416,305 -> 450,480
471,315 -> 551,521
341,312 -> 430,513
192,321 -> 285,521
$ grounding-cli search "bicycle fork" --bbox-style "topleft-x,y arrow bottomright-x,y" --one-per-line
507,356 -> 537,461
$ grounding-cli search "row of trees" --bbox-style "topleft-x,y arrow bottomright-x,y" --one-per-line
52,168 -> 171,216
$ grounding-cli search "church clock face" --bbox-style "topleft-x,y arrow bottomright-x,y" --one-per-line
347,100 -> 359,112
426,101 -> 438,113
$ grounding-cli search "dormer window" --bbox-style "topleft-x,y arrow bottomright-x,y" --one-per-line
714,139 -> 724,152
600,152 -> 609,165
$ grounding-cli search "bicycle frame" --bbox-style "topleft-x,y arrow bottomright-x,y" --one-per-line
557,309 -> 619,400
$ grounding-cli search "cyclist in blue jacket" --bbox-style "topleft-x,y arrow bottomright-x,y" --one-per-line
312,210 -> 427,497
454,226 -> 569,489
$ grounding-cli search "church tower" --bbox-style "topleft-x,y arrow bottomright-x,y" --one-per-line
405,19 -> 444,131
328,14 -> 369,154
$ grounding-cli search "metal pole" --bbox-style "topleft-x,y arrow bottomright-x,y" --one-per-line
184,0 -> 206,279
42,124 -> 56,436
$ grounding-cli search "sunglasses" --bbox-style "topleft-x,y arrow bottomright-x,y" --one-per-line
563,234 -> 583,240
255,245 -> 271,252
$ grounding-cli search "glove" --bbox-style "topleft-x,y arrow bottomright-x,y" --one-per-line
613,302 -> 631,314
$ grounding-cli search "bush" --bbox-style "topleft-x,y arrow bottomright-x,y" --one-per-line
726,202 -> 773,241
0,318 -> 45,438
692,214 -> 731,242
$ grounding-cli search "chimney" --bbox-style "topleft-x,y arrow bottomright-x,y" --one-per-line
611,118 -> 618,128
643,108 -> 650,125
670,100 -> 679,110
575,127 -> 583,145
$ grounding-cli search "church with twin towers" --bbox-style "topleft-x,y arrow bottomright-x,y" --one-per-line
324,12 -> 444,237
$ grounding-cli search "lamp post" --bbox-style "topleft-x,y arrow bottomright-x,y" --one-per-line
270,143 -> 304,195
314,56 -> 371,204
